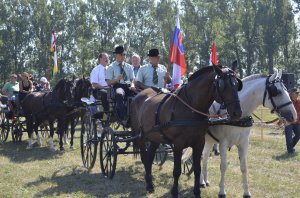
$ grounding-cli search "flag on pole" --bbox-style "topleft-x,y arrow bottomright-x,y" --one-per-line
50,31 -> 58,75
169,14 -> 186,90
209,42 -> 218,66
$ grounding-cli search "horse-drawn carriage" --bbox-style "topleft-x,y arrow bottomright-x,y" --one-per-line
78,63 -> 246,197
80,87 -> 171,178
0,93 -> 50,143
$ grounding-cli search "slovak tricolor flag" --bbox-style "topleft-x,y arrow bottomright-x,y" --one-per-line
169,14 -> 186,90
209,42 -> 218,66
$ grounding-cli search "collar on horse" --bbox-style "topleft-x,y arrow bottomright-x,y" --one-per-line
262,76 -> 292,114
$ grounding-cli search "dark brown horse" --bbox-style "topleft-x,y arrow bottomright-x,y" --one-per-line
130,64 -> 242,198
21,78 -> 74,151
63,77 -> 92,149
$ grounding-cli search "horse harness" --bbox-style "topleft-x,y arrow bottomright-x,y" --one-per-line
147,86 -> 208,144
263,76 -> 292,114
140,70 -> 242,144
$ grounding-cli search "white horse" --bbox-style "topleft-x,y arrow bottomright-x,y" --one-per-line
201,70 -> 297,198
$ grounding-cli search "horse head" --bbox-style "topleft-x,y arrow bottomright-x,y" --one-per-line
263,69 -> 296,123
212,63 -> 242,121
74,76 -> 92,102
53,78 -> 74,103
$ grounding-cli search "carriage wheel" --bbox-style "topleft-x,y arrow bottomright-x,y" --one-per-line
182,156 -> 194,175
153,144 -> 168,166
0,111 -> 10,143
100,127 -> 117,179
40,123 -> 50,138
11,118 -> 23,143
181,147 -> 194,175
80,113 -> 97,170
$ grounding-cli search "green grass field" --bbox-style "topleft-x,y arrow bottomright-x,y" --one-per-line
0,107 -> 299,198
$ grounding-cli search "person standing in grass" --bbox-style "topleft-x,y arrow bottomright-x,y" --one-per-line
284,88 -> 300,154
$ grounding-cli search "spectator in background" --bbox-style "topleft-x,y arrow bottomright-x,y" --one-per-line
18,72 -> 33,101
1,74 -> 19,97
35,77 -> 50,92
131,53 -> 141,78
284,88 -> 300,154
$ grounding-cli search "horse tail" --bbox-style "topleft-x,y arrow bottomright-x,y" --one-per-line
130,100 -> 141,159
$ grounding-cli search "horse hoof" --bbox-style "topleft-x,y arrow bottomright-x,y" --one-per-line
146,185 -> 154,193
243,195 -> 251,198
206,182 -> 210,187
218,194 -> 226,198
200,184 -> 206,188
59,147 -> 65,153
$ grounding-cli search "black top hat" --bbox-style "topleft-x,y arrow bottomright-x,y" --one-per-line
113,45 -> 125,54
147,48 -> 160,57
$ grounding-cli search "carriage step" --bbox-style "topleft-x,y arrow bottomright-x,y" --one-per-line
115,134 -> 141,142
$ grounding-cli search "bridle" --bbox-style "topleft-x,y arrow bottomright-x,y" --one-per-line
167,69 -> 241,118
263,76 -> 292,114
214,70 -> 242,109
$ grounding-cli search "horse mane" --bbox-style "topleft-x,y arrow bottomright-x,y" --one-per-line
53,78 -> 66,91
188,66 -> 214,82
242,74 -> 268,83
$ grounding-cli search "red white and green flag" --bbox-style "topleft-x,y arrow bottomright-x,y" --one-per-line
50,31 -> 58,75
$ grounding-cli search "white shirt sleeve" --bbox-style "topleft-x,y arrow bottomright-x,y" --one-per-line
90,66 -> 99,84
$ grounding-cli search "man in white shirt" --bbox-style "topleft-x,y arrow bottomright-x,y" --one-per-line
90,52 -> 110,112
131,53 -> 141,78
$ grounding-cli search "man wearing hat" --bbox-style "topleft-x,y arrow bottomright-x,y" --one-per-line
1,74 -> 19,97
106,45 -> 135,122
284,88 -> 300,154
135,48 -> 171,91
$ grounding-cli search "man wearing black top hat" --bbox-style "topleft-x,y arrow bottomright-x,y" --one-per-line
135,48 -> 171,91
106,45 -> 135,123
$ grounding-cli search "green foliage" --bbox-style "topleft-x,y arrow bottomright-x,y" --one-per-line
0,0 -> 299,85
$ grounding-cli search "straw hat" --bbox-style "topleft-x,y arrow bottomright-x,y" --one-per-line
18,72 -> 30,79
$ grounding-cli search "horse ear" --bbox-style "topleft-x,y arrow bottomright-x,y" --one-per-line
269,70 -> 278,82
231,60 -> 238,72
277,69 -> 282,79
213,64 -> 223,75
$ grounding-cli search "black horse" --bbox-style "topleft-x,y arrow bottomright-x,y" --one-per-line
63,77 -> 92,149
130,64 -> 242,198
21,78 -> 74,151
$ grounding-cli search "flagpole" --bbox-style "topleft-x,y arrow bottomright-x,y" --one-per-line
47,56 -> 52,82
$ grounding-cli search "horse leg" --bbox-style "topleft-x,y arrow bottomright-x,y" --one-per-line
48,120 -> 55,152
202,140 -> 214,187
69,120 -> 75,149
218,143 -> 228,198
58,119 -> 65,151
144,142 -> 159,193
171,147 -> 183,198
238,140 -> 251,198
26,116 -> 33,149
192,143 -> 203,198
33,121 -> 41,146
63,121 -> 69,146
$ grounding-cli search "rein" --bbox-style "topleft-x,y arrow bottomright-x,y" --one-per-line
168,92 -> 224,119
